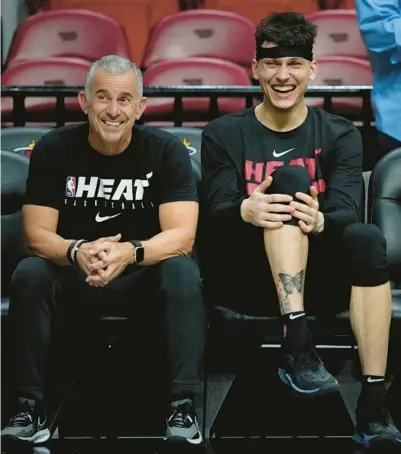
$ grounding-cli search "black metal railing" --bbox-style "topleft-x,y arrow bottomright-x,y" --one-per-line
1,85 -> 373,127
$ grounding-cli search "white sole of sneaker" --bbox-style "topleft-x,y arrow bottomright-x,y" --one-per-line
18,428 -> 51,444
278,368 -> 340,397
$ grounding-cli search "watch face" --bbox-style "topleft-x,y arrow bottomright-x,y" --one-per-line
136,246 -> 144,263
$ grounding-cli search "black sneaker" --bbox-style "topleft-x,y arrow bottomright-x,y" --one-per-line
278,347 -> 340,397
355,394 -> 401,448
164,401 -> 203,447
1,399 -> 50,444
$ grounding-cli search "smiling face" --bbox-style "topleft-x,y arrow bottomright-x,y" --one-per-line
78,68 -> 147,154
252,47 -> 316,112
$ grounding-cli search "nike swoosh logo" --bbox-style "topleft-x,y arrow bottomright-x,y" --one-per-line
95,212 -> 122,223
367,377 -> 385,383
273,148 -> 295,158
289,313 -> 304,320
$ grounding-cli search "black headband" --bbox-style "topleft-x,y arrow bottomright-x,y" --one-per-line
256,45 -> 313,61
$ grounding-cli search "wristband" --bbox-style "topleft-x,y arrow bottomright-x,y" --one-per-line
67,239 -> 88,265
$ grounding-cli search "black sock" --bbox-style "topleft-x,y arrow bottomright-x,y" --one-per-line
362,375 -> 386,389
281,311 -> 311,349
358,376 -> 386,413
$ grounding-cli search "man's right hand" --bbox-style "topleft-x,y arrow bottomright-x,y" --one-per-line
75,233 -> 122,277
240,176 -> 294,229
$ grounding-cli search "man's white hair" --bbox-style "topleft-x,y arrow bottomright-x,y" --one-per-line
85,55 -> 143,98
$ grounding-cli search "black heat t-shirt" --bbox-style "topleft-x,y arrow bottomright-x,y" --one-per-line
24,123 -> 197,242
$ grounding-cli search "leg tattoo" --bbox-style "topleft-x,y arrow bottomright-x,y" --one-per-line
278,270 -> 305,297
278,286 -> 292,314
277,270 -> 305,314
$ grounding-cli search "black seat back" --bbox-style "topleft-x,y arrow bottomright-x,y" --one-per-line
368,147 -> 401,286
1,150 -> 30,296
161,127 -> 202,185
1,126 -> 53,156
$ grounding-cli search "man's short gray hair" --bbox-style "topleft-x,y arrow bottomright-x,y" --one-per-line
85,55 -> 143,98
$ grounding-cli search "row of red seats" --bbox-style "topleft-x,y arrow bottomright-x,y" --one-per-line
45,0 -> 355,63
5,8 -> 366,70
1,55 -> 371,123
2,7 -> 370,122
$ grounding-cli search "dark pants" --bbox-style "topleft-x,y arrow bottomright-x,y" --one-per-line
377,130 -> 401,162
214,166 -> 390,316
8,255 -> 206,402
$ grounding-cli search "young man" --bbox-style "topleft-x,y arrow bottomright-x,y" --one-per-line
200,12 -> 401,448
355,0 -> 401,161
1,55 -> 206,447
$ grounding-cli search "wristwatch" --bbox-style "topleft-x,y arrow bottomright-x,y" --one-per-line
130,240 -> 144,264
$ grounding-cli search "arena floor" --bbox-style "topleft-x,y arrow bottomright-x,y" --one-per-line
0,438 -> 377,454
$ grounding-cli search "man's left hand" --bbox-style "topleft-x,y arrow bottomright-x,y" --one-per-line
86,242 -> 134,287
290,186 -> 324,234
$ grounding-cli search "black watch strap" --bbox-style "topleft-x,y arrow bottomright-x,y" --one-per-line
130,240 -> 144,264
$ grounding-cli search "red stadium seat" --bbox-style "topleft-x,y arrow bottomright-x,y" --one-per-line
306,56 -> 372,113
143,58 -> 251,120
49,0 -> 179,68
6,9 -> 130,67
1,58 -> 90,117
203,0 -> 319,22
142,9 -> 256,70
307,9 -> 368,59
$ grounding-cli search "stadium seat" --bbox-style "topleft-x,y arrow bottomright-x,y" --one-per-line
307,9 -> 368,59
1,126 -> 53,156
6,9 -> 130,67
368,148 -> 401,292
305,56 -> 372,114
1,151 -> 30,298
202,0 -> 319,23
49,0 -> 179,66
319,0 -> 356,8
161,127 -> 202,179
1,58 -> 90,120
142,9 -> 256,70
143,58 -> 251,120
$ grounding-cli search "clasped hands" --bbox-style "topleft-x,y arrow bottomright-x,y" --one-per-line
240,176 -> 324,234
75,233 -> 134,287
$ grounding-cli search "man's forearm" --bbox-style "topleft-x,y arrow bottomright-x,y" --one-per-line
25,227 -> 74,265
126,228 -> 195,266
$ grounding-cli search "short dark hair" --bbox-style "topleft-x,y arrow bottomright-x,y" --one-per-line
255,12 -> 317,49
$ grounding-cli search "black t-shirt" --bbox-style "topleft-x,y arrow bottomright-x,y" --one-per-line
24,123 -> 197,241
200,106 -> 363,238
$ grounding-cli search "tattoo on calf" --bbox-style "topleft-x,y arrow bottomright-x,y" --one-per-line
278,270 -> 305,297
278,286 -> 292,314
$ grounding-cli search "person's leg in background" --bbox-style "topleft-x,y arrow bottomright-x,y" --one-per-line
377,130 -> 401,162
263,165 -> 339,396
1,256 -> 106,445
342,223 -> 401,447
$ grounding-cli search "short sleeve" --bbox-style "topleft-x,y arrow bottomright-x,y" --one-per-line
23,136 -> 63,210
156,138 -> 198,205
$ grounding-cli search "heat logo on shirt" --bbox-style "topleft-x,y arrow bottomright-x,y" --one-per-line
65,176 -> 76,197
244,149 -> 326,196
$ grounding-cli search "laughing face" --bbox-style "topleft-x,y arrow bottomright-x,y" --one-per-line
78,69 -> 147,154
252,43 -> 316,112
